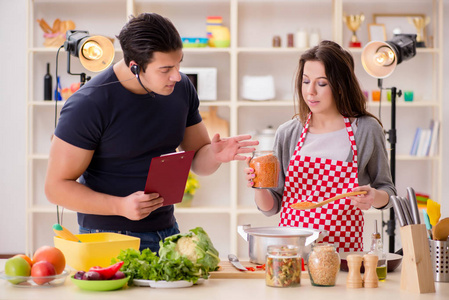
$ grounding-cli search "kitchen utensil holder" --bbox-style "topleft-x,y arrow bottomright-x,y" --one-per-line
429,239 -> 449,282
399,224 -> 435,293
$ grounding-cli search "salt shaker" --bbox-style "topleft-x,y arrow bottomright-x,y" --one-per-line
363,254 -> 379,288
346,254 -> 363,288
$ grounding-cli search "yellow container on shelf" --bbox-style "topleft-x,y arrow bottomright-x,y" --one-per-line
54,232 -> 140,271
211,26 -> 230,48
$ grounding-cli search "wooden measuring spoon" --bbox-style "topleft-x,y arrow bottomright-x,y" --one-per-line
290,191 -> 367,210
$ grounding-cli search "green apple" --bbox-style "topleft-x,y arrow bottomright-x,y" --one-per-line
5,256 -> 31,284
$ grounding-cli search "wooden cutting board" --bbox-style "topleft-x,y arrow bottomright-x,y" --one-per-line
210,261 -> 309,279
200,106 -> 229,138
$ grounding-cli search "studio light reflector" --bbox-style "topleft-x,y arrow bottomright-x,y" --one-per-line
64,30 -> 115,72
361,34 -> 417,79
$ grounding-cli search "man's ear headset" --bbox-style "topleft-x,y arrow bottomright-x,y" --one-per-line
130,64 -> 153,96
131,64 -> 140,76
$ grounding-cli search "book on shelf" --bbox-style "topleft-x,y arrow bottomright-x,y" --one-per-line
428,120 -> 440,156
409,120 -> 440,157
409,127 -> 421,156
417,128 -> 430,157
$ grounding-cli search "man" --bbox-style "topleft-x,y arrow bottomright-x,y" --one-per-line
45,13 -> 257,252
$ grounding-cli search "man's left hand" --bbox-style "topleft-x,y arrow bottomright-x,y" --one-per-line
211,134 -> 258,162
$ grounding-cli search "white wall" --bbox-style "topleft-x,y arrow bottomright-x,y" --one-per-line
0,0 -> 447,254
442,0 -> 449,219
0,0 -> 27,254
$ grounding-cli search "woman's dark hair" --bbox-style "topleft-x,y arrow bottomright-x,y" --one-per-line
294,40 -> 380,125
117,13 -> 183,71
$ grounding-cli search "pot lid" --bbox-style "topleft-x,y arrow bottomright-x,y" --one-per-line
243,226 -> 317,237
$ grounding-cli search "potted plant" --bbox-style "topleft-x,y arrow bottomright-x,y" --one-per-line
176,171 -> 200,207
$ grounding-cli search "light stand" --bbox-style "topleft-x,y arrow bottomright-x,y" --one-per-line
361,34 -> 417,253
378,79 -> 402,253
53,30 -> 115,225
66,47 -> 90,86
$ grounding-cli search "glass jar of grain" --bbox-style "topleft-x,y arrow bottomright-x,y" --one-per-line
307,243 -> 340,286
249,151 -> 280,188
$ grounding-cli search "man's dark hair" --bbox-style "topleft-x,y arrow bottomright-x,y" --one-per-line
117,13 -> 183,71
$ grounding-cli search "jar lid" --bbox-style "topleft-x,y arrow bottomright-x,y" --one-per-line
312,243 -> 336,252
267,245 -> 300,256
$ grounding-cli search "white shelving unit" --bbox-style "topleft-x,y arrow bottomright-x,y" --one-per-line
26,0 -> 442,259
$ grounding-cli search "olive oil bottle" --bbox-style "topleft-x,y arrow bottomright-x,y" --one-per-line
368,220 -> 387,281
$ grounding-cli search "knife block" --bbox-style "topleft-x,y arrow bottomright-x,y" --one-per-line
399,224 -> 435,293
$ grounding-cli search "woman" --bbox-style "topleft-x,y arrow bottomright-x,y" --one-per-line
245,40 -> 396,253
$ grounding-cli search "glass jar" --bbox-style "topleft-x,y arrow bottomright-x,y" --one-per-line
249,151 -> 280,189
307,243 -> 340,286
265,245 -> 302,288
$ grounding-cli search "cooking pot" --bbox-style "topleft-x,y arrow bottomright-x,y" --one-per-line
238,224 -> 326,264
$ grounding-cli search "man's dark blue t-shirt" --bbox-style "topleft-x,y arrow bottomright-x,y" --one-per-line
54,66 -> 202,232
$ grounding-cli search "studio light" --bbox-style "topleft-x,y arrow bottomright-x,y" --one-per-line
361,34 -> 417,78
63,30 -> 115,84
361,33 -> 417,254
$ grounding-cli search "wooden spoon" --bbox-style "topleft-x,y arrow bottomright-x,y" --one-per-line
290,191 -> 367,210
432,217 -> 449,241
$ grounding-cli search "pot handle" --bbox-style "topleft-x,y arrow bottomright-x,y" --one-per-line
305,230 -> 328,246
237,224 -> 251,241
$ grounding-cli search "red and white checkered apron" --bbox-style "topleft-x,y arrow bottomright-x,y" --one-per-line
280,113 -> 364,252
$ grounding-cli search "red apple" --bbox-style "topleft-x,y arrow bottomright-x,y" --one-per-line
31,261 -> 56,285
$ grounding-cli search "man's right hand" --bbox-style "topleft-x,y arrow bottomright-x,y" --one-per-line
121,191 -> 164,220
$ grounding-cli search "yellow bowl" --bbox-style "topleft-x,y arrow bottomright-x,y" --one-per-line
54,232 -> 140,271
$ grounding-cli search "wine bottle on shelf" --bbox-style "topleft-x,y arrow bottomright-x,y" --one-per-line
44,63 -> 52,100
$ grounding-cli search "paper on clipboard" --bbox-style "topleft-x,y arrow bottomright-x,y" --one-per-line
144,151 -> 195,206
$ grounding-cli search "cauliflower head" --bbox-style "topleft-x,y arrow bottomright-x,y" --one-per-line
175,236 -> 199,262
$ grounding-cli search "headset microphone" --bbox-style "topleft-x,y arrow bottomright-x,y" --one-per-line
131,64 -> 154,97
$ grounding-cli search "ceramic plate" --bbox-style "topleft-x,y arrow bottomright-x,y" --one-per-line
132,279 -> 194,288
0,270 -> 69,288
70,276 -> 130,291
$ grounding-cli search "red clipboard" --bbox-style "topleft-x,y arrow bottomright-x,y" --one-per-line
144,151 -> 195,206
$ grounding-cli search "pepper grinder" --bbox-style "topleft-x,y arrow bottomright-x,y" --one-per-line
363,254 -> 379,288
346,254 -> 363,288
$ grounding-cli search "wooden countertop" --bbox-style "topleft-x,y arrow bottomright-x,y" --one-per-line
1,259 -> 448,299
